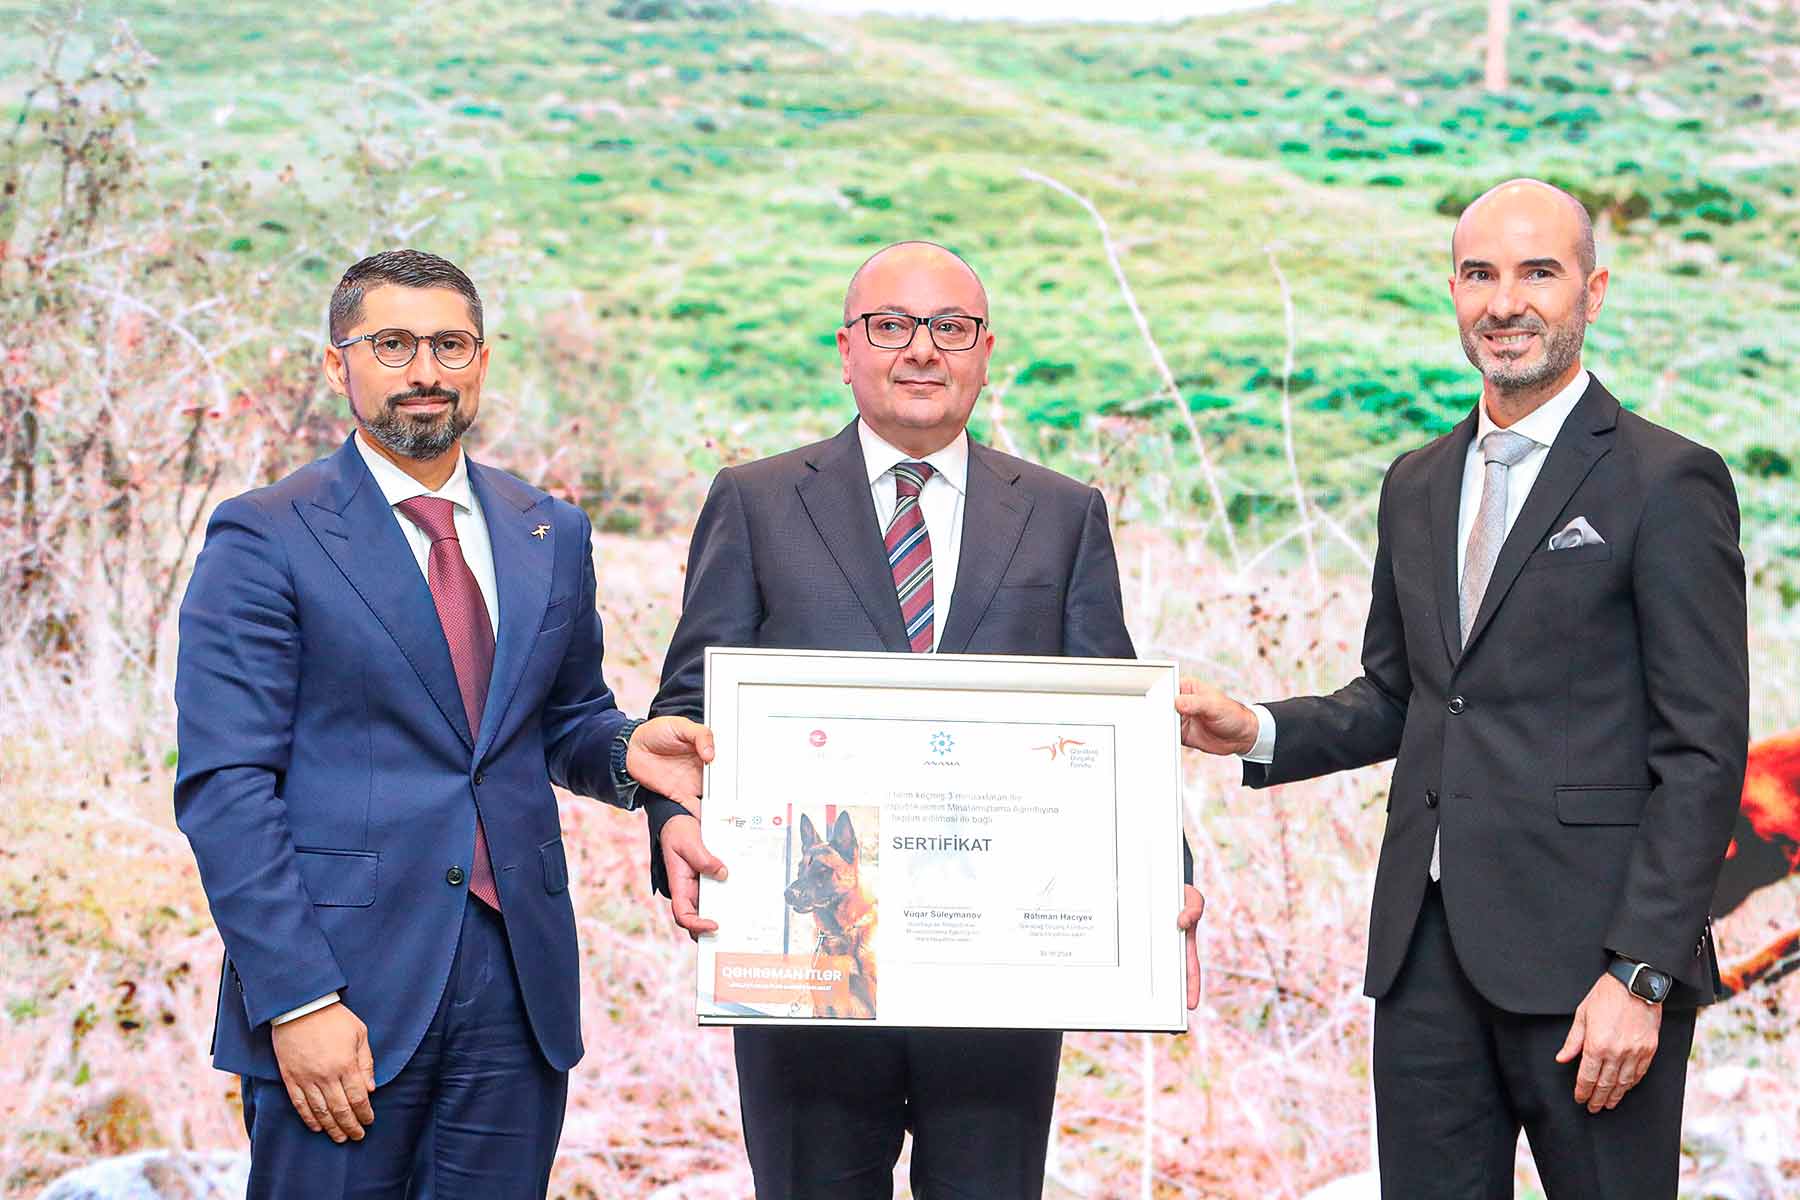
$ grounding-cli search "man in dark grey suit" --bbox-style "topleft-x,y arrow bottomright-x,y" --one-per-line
644,241 -> 1204,1198
1176,180 -> 1748,1197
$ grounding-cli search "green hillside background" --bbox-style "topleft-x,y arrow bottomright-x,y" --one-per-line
8,0 -> 1796,551
2,1 -> 1796,1196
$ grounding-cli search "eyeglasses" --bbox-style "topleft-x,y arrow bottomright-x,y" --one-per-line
333,328 -> 483,370
846,311 -> 986,353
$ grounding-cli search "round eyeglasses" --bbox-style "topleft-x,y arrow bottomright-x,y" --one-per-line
847,311 -> 986,352
334,328 -> 483,370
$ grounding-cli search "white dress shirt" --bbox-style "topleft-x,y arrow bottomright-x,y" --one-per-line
273,433 -> 502,1027
1244,371 -> 1591,880
857,420 -> 968,652
353,431 -> 501,639
1455,370 -> 1588,584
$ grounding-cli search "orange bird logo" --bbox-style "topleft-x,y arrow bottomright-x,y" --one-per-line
1031,737 -> 1086,760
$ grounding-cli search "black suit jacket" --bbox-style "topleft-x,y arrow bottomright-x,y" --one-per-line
643,418 -> 1144,889
1246,377 -> 1748,1013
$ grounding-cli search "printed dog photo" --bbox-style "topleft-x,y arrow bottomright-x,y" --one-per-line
785,809 -> 879,1019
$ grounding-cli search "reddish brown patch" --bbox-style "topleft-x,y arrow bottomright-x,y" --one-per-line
1740,731 -> 1800,857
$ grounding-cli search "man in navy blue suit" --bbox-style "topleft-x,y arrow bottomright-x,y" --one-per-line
174,249 -> 719,1198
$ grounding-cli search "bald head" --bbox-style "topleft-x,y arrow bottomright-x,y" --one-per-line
1453,179 -> 1596,278
1449,177 -> 1610,413
843,241 -> 989,326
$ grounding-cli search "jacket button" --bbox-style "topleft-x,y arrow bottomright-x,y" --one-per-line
473,772 -> 485,786
446,866 -> 466,886
1425,789 -> 1439,808
1447,696 -> 1466,715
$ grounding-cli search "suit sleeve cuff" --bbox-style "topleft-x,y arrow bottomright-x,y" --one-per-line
271,993 -> 340,1026
1241,704 -> 1276,764
610,717 -> 646,810
645,794 -> 695,898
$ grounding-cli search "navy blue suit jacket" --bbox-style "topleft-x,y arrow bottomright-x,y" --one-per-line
174,435 -> 629,1084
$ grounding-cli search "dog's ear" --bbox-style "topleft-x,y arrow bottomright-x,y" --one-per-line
798,812 -> 820,850
830,810 -> 857,864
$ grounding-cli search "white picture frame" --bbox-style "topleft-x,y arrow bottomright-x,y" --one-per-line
694,647 -> 1187,1033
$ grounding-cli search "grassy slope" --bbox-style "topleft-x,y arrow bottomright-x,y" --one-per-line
6,0 -> 1793,560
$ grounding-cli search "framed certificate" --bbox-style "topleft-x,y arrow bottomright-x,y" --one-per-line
694,648 -> 1187,1032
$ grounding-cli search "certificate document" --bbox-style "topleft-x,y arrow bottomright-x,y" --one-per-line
695,649 -> 1186,1032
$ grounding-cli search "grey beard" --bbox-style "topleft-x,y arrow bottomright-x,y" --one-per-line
1464,316 -> 1586,394
356,395 -> 471,459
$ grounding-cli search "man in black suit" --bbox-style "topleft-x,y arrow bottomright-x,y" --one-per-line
1176,180 -> 1747,1197
644,241 -> 1205,1198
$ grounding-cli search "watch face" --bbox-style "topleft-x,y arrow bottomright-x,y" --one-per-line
1634,970 -> 1671,1002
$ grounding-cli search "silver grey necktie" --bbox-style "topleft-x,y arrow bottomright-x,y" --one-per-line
1434,428 -> 1537,881
1458,429 -> 1537,646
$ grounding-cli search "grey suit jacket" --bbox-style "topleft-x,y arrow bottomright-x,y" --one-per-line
643,418 -> 1149,891
1245,377 -> 1748,1012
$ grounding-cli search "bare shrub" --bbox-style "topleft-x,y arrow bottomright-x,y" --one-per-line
0,16 -> 337,686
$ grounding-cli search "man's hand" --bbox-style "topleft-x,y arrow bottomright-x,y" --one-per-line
626,715 -> 715,806
269,1002 -> 376,1142
661,813 -> 727,940
1554,971 -> 1662,1113
1177,884 -> 1206,1010
1175,679 -> 1259,757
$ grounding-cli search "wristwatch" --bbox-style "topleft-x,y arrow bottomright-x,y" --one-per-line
1607,956 -> 1673,1004
610,717 -> 646,808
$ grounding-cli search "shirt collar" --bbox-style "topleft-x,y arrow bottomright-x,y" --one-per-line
857,419 -> 969,496
353,429 -> 476,513
1475,368 -> 1590,450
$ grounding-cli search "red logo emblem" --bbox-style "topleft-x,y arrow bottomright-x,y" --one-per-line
809,729 -> 828,747
1030,736 -> 1087,760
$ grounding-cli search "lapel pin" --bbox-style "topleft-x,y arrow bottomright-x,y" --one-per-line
532,523 -> 550,540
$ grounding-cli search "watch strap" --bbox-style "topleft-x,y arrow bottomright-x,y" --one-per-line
1607,956 -> 1672,1004
611,717 -> 646,808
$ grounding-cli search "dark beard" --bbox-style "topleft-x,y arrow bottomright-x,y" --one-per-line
355,387 -> 471,459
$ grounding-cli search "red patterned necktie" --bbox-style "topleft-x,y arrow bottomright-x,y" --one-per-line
395,495 -> 501,910
885,462 -> 936,654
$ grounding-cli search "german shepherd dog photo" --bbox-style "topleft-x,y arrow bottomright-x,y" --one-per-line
784,810 -> 878,1019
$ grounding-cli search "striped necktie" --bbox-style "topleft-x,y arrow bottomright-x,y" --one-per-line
885,462 -> 936,654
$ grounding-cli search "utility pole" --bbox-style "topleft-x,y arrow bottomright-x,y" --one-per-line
1484,0 -> 1510,92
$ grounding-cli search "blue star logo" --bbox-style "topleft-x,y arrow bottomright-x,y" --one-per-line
930,731 -> 954,756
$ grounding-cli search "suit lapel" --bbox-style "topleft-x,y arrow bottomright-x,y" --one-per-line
296,437 -> 473,749
469,461 -> 555,760
937,442 -> 1032,654
796,422 -> 911,652
1459,379 -> 1619,659
1429,411 -> 1479,665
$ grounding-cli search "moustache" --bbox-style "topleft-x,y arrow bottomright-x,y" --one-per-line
1473,317 -> 1546,335
385,386 -> 460,411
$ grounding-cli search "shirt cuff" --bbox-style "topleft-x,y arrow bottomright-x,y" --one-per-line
1241,704 -> 1276,764
271,992 -> 340,1026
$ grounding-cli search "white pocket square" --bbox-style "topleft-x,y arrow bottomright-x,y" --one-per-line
1548,516 -> 1605,551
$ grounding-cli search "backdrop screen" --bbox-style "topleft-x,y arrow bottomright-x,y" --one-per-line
1,1 -> 1795,1196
